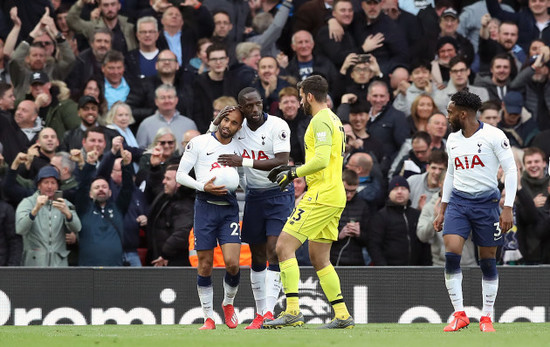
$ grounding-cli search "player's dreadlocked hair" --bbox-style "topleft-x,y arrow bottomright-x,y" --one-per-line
450,89 -> 482,113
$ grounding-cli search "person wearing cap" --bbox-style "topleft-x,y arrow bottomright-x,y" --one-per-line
367,175 -> 431,266
24,71 -> 80,141
437,8 -> 474,67
15,165 -> 81,266
497,90 -> 539,148
393,59 -> 436,116
61,95 -> 106,152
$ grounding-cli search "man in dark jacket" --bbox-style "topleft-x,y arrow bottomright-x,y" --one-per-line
367,175 -> 431,266
145,157 -> 193,266
365,80 -> 409,175
74,146 -> 134,266
349,0 -> 409,75
330,170 -> 370,266
0,200 -> 22,266
65,28 -> 112,98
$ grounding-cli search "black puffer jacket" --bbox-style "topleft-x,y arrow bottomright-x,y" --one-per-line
330,194 -> 370,266
367,200 -> 431,266
145,165 -> 194,266
0,200 -> 22,266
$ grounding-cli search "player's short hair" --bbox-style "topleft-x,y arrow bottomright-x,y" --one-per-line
411,130 -> 432,147
522,147 -> 547,163
428,150 -> 448,166
342,169 -> 359,186
480,100 -> 501,113
102,50 -> 124,65
450,89 -> 482,113
278,86 -> 299,100
297,75 -> 328,103
213,96 -> 238,110
349,99 -> 370,114
238,87 -> 260,105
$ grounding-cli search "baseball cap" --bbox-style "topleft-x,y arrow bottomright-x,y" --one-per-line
29,71 -> 50,85
441,8 -> 458,19
35,165 -> 60,184
388,176 -> 410,193
503,91 -> 523,115
78,95 -> 99,109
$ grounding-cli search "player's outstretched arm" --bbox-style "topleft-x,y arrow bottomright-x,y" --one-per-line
218,152 -> 289,170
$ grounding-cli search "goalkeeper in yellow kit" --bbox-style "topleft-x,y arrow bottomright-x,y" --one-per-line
264,75 -> 354,329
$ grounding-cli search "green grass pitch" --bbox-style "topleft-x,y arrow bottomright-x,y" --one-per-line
0,323 -> 548,347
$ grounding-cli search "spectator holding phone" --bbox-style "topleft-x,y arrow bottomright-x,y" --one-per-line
15,165 -> 81,266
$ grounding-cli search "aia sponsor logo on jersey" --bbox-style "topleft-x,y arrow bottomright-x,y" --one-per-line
454,155 -> 485,170
242,149 -> 268,160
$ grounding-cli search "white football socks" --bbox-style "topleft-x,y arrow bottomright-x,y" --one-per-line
250,269 -> 267,314
445,271 -> 464,312
197,284 -> 214,319
266,269 -> 282,314
481,277 -> 499,318
223,279 -> 239,306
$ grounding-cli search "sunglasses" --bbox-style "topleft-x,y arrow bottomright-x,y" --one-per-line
159,140 -> 175,146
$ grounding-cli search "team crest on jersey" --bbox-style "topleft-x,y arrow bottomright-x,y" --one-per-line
279,130 -> 288,141
186,142 -> 193,151
501,138 -> 510,149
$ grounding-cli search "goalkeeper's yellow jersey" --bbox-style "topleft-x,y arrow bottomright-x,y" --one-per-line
302,108 -> 346,208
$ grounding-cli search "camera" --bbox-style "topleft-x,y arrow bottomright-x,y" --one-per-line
357,54 -> 371,63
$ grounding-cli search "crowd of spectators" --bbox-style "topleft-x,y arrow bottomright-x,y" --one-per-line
0,0 -> 549,267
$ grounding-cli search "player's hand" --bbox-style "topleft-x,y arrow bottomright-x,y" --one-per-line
499,206 -> 513,234
213,105 -> 238,126
218,154 -> 243,167
268,165 -> 297,190
433,212 -> 444,232
203,177 -> 228,196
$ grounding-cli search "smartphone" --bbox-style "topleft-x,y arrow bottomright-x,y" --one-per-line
53,190 -> 63,201
357,54 -> 371,63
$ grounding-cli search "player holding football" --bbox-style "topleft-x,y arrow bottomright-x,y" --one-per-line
176,108 -> 244,330
433,90 -> 517,332
264,75 -> 355,329
215,87 -> 293,329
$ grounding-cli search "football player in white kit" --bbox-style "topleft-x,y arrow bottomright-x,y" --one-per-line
216,87 -> 293,329
433,90 -> 517,332
176,108 -> 244,330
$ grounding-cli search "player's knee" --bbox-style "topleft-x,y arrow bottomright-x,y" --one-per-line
225,261 -> 240,275
479,258 -> 498,280
445,252 -> 462,274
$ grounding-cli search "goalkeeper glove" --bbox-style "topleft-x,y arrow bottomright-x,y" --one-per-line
268,165 -> 297,190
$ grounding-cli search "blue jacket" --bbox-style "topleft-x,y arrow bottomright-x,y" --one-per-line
75,162 -> 134,266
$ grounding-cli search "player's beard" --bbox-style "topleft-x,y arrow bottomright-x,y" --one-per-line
302,99 -> 312,115
449,118 -> 462,132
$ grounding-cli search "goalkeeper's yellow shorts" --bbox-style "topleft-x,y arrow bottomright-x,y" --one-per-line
283,199 -> 344,244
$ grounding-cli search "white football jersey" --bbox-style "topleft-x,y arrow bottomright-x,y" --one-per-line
236,115 -> 291,189
176,132 -> 242,190
442,122 -> 516,205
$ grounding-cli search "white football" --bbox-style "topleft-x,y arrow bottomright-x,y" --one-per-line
210,166 -> 240,192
